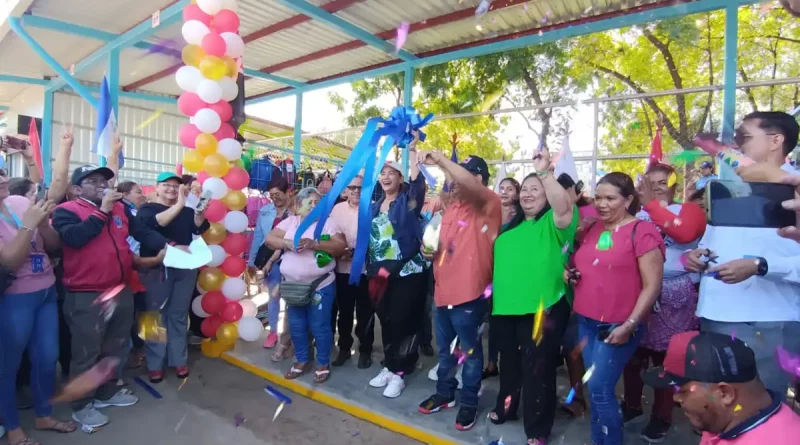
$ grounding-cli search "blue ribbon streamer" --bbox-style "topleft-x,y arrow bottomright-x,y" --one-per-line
417,164 -> 437,189
293,106 -> 434,285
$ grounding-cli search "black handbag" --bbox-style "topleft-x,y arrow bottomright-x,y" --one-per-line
253,245 -> 274,269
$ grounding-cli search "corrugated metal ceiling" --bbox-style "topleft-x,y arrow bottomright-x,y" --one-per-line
0,0 -> 672,106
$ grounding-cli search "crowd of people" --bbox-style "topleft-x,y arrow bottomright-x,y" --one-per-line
1,110 -> 800,445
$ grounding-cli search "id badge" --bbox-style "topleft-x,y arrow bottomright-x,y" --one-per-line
31,254 -> 46,273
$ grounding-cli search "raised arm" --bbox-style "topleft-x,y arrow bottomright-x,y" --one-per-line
106,134 -> 123,188
47,127 -> 74,203
152,185 -> 188,227
22,140 -> 42,185
534,150 -> 574,229
643,200 -> 706,244
0,200 -> 53,269
418,151 -> 489,209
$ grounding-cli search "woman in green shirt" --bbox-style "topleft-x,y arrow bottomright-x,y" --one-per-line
488,151 -> 577,445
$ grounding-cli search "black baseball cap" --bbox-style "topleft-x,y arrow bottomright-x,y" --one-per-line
644,331 -> 758,388
71,165 -> 114,186
460,155 -> 489,186
700,161 -> 713,169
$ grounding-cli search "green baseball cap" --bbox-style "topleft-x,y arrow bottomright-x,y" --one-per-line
156,171 -> 183,184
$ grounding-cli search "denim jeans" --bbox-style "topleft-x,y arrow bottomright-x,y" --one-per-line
0,286 -> 59,430
266,263 -> 282,334
578,315 -> 643,445
286,282 -> 335,365
435,297 -> 485,408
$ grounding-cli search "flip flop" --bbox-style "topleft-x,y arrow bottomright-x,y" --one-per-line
35,419 -> 77,434
10,438 -> 42,445
284,365 -> 305,380
313,368 -> 330,383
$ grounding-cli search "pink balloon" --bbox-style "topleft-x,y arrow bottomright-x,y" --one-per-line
212,9 -> 240,34
196,171 -> 210,185
177,163 -> 184,176
221,255 -> 246,278
208,100 -> 233,122
179,124 -> 202,148
223,167 -> 250,190
205,199 -> 228,223
214,122 -> 235,140
221,299 -> 244,322
201,33 -> 227,57
221,232 -> 247,256
178,92 -> 206,117
183,4 -> 212,26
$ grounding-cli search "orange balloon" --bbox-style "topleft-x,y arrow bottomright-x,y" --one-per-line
221,190 -> 247,211
182,44 -> 205,67
204,153 -> 230,178
222,56 -> 238,78
199,55 -> 227,81
216,322 -> 239,345
198,267 -> 226,292
195,133 -> 218,157
183,150 -> 205,173
202,222 -> 227,245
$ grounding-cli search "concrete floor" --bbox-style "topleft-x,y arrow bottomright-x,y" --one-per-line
10,353 -> 418,445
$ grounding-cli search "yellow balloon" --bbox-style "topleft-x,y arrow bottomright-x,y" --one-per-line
221,190 -> 247,211
204,153 -> 230,178
199,55 -> 227,81
198,267 -> 226,292
195,133 -> 218,157
182,44 -> 205,67
216,322 -> 239,345
222,56 -> 238,78
202,222 -> 227,245
183,150 -> 205,173
201,339 -> 223,358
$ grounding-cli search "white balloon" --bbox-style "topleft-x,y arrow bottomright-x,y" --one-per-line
220,32 -> 245,59
196,79 -> 223,104
207,244 -> 227,267
219,76 -> 238,102
223,210 -> 248,233
197,0 -> 223,15
221,277 -> 246,301
193,108 -> 221,133
196,282 -> 208,294
182,20 -> 210,45
217,138 -> 243,161
203,177 -> 229,200
239,299 -> 257,318
176,66 -> 202,92
192,296 -> 210,318
237,316 -> 263,342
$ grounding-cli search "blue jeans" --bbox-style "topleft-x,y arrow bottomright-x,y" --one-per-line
266,263 -> 282,334
435,297 -> 485,408
578,315 -> 643,445
286,282 -> 335,365
0,286 -> 59,430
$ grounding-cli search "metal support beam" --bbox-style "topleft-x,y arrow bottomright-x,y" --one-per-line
402,67 -> 413,175
7,17 -> 98,107
274,0 -> 417,61
46,0 -> 189,94
294,93 -> 303,165
719,3 -> 739,180
0,74 -> 48,86
20,15 -> 153,52
42,90 -> 54,184
249,0 -> 761,104
242,68 -> 307,89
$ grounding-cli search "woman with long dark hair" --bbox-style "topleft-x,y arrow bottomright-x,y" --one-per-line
488,151 -> 577,444
571,172 -> 665,445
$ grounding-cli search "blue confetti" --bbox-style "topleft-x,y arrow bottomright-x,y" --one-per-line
264,385 -> 292,405
565,387 -> 576,404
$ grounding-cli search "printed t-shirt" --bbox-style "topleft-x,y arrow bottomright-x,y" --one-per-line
329,201 -> 359,274
434,187 -> 502,307
277,215 -> 337,289
0,196 -> 56,294
368,212 -> 426,276
699,403 -> 800,445
493,207 -> 578,315
573,219 -> 664,323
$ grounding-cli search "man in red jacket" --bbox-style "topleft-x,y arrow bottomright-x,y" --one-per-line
51,165 -> 168,429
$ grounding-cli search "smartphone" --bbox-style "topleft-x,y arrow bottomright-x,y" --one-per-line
597,323 -> 613,341
196,190 -> 212,213
35,184 -> 47,202
706,180 -> 795,228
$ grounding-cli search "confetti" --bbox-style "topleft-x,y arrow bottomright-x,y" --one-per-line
448,305 -> 454,309
561,242 -> 570,254
482,284 -> 493,299
234,412 -> 246,427
481,224 -> 488,233
457,220 -> 468,227
592,258 -> 599,266
565,387 -> 576,404
174,413 -> 188,433
776,346 -> 800,378
731,330 -> 736,341
135,109 -> 164,131
581,365 -> 595,384
584,6 -> 593,14
596,231 -> 613,250
273,402 -> 285,422
264,385 -> 293,404
133,376 -> 163,399
450,336 -> 458,355
475,0 -> 491,17
395,22 -> 410,53
178,377 -> 188,391
734,404 -> 742,412
532,300 -> 545,345
475,24 -> 483,31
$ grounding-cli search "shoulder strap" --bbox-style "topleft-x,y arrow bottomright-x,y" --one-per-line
631,220 -> 643,251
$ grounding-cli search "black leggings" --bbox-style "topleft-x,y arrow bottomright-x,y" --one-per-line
375,272 -> 427,375
491,297 -> 571,440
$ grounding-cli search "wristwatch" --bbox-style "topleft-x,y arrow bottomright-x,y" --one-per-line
755,257 -> 768,277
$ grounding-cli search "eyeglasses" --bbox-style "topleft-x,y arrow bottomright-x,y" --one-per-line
159,183 -> 180,190
346,186 -> 362,192
82,177 -> 108,187
734,130 -> 778,147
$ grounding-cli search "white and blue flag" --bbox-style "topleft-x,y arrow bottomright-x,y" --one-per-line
93,76 -> 124,168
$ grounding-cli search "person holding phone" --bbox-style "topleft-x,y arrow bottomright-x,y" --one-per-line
684,111 -> 800,400
136,172 -> 210,383
571,172 -> 665,445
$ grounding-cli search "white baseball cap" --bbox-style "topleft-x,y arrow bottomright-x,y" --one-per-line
383,161 -> 404,176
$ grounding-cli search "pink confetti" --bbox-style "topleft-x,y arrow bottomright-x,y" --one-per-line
592,258 -> 599,266
776,346 -> 800,378
482,284 -> 493,299
731,330 -> 736,341
523,3 -> 528,12
457,220 -> 468,227
395,22 -> 410,53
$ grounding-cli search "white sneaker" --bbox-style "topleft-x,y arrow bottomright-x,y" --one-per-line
428,363 -> 438,381
94,389 -> 138,408
369,367 -> 393,388
72,403 -> 109,428
382,374 -> 405,398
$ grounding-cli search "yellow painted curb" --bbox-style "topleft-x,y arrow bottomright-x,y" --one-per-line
221,352 -> 461,445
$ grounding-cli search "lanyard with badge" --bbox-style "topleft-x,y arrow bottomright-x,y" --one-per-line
0,204 -> 45,274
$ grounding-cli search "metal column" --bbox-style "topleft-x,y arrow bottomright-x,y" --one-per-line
294,93 -> 303,165
402,67 -> 413,175
719,3 -> 739,180
41,90 -> 54,184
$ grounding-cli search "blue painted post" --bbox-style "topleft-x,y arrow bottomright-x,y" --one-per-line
402,67 -> 413,175
719,3 -> 739,180
100,48 -> 120,168
294,93 -> 303,166
41,90 -> 54,184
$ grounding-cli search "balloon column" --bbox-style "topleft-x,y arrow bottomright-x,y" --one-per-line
177,0 -> 262,354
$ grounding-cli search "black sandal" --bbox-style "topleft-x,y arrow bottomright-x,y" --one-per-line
489,392 -> 520,424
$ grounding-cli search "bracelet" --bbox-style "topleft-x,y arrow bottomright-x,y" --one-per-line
625,318 -> 638,329
536,169 -> 550,178
20,225 -> 34,232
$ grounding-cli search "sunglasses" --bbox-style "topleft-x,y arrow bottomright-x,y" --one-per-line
733,130 -> 778,147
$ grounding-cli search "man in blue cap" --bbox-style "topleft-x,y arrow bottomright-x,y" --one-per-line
694,160 -> 718,191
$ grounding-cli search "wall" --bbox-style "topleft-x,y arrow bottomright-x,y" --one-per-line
51,92 -> 187,185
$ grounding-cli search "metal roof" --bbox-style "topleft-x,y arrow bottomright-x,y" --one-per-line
0,0 -> 695,107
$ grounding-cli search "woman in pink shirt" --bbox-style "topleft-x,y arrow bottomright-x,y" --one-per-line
0,176 -> 78,443
265,187 -> 346,384
571,172 -> 664,445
